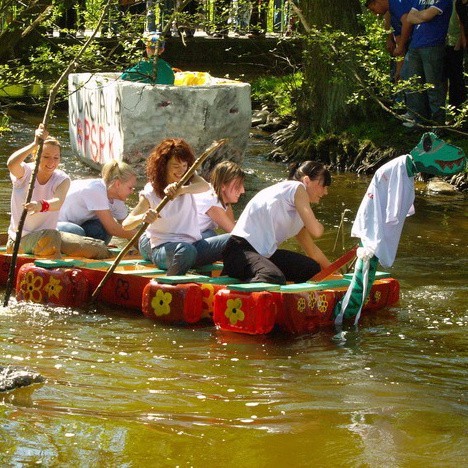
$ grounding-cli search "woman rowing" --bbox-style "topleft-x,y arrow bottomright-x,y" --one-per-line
122,138 -> 230,275
7,124 -> 70,257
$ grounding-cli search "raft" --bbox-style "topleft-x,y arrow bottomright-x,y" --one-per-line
0,248 -> 399,335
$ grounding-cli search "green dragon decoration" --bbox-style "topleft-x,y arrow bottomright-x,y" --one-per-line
334,132 -> 466,326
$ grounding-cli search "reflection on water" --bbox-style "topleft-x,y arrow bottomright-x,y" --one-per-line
0,116 -> 466,465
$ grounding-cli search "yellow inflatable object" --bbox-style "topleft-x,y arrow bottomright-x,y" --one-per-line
174,71 -> 213,86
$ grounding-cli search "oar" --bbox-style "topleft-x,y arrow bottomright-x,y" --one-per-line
90,138 -> 228,303
2,1 -> 112,307
312,245 -> 358,282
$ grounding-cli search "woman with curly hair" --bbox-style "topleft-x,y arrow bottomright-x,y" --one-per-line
123,138 -> 230,275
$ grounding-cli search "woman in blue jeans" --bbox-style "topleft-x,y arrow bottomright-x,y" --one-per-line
122,138 -> 229,275
58,160 -> 138,244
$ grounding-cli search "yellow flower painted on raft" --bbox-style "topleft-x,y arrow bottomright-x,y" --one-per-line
297,297 -> 306,313
201,283 -> 215,317
225,298 -> 245,325
317,294 -> 328,314
44,276 -> 63,299
151,289 -> 172,316
19,271 -> 43,303
307,292 -> 317,309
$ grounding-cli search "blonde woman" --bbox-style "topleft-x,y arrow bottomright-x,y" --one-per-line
194,161 -> 246,238
7,124 -> 70,257
58,160 -> 138,244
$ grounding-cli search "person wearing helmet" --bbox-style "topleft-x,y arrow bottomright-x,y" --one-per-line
120,32 -> 175,85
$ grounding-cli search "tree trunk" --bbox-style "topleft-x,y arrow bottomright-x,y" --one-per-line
0,0 -> 57,61
298,0 -> 362,135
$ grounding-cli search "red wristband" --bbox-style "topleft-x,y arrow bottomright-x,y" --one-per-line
40,200 -> 50,212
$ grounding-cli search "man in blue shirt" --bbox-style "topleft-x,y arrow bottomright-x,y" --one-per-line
405,0 -> 453,126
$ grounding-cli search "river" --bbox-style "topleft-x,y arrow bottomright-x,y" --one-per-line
0,111 -> 466,466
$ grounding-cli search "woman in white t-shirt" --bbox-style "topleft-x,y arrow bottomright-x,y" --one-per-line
7,124 -> 70,257
122,138 -> 230,276
58,161 -> 138,244
194,161 -> 246,238
222,161 -> 332,285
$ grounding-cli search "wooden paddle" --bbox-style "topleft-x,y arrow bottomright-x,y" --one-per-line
312,245 -> 358,282
2,2 -> 112,307
90,138 -> 228,303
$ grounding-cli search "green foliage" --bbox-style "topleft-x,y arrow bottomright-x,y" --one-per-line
251,72 -> 303,118
300,11 -> 467,132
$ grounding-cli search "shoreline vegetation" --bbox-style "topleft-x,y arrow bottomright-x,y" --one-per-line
1,13 -> 466,192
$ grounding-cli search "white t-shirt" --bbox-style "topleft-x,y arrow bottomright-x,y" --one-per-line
8,162 -> 70,240
58,178 -> 128,225
351,155 -> 415,268
232,180 -> 304,258
142,182 -> 202,248
193,185 -> 226,232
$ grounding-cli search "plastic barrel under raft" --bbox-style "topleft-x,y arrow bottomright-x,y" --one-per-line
15,263 -> 90,307
213,288 -> 278,335
141,280 -> 203,324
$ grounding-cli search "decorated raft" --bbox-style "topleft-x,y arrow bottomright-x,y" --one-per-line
0,247 -> 399,335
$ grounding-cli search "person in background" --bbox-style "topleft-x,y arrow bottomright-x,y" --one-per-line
57,160 -> 138,245
365,0 -> 413,83
120,32 -> 175,85
122,138 -> 230,275
194,161 -> 245,238
222,160 -> 332,285
405,0 -> 453,127
446,0 -> 467,111
7,124 -> 70,258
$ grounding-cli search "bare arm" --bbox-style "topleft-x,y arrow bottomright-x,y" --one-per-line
206,204 -> 236,233
7,125 -> 48,179
122,195 -> 156,231
165,173 -> 210,198
394,14 -> 414,56
407,6 -> 441,25
295,228 -> 331,270
94,209 -> 138,239
294,185 -> 324,238
384,11 -> 396,54
24,178 -> 70,214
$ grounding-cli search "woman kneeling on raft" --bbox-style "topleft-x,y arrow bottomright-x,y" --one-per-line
222,161 -> 332,285
57,160 -> 139,245
122,138 -> 230,275
7,124 -> 70,258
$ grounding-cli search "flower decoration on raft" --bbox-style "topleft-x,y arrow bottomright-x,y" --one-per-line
201,284 -> 215,314
225,298 -> 245,325
151,289 -> 172,316
115,278 -> 130,301
297,297 -> 306,313
318,294 -> 328,314
19,271 -> 44,302
44,276 -> 63,299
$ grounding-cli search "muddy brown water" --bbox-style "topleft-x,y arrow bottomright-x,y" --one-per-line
0,112 -> 466,466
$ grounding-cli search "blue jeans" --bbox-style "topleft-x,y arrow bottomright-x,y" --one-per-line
57,219 -> 112,245
139,233 -> 230,275
405,45 -> 446,124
